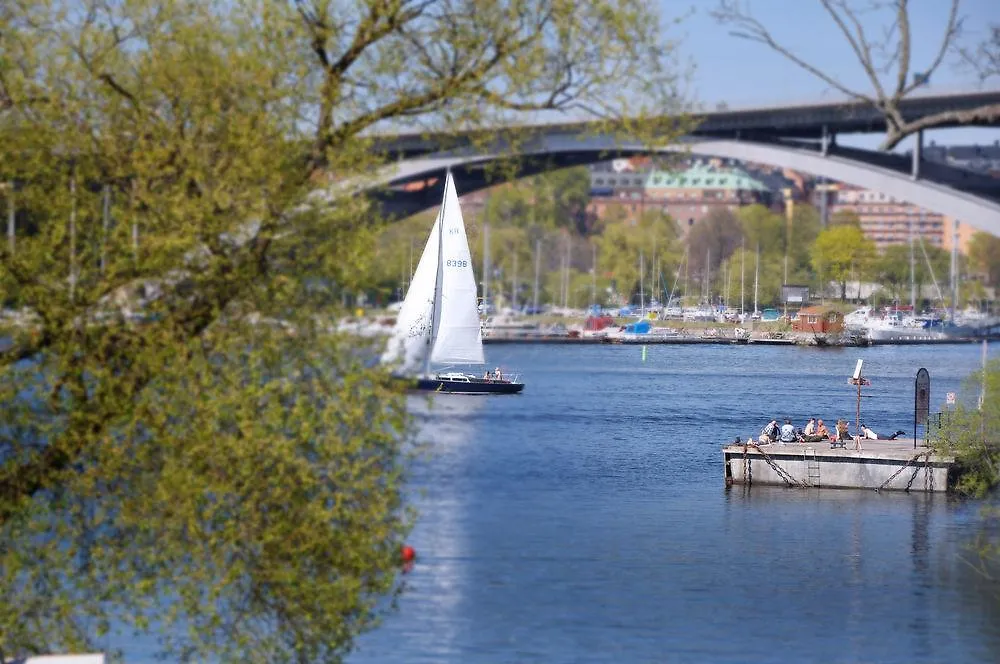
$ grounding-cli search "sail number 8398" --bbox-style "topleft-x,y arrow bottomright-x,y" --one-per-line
446,259 -> 468,267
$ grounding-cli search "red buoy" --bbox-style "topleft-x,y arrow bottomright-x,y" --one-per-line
401,545 -> 416,563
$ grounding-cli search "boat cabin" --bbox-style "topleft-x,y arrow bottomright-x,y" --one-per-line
792,306 -> 844,334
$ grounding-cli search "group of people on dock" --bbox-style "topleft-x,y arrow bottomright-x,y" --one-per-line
755,418 -> 904,446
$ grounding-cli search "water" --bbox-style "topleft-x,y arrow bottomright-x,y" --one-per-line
352,344 -> 1000,664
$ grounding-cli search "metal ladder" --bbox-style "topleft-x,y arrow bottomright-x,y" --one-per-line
805,448 -> 821,487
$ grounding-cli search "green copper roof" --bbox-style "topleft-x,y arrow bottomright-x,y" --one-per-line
644,164 -> 769,191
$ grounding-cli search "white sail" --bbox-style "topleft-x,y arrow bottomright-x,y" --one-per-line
381,213 -> 442,372
430,173 -> 485,365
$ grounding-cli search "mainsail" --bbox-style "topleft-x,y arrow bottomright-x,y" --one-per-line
430,173 -> 485,365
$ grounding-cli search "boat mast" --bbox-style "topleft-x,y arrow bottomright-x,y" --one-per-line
425,171 -> 449,377
910,214 -> 917,312
705,248 -> 710,306
512,250 -> 518,312
591,241 -> 597,308
753,243 -> 759,315
740,240 -> 745,316
950,220 -> 959,322
532,238 -> 541,314
482,217 -> 490,309
639,250 -> 644,313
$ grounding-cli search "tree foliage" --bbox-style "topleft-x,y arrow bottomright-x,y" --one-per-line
597,210 -> 681,305
0,0 -> 687,659
810,225 -> 876,300
968,231 -> 1000,291
687,207 -> 743,279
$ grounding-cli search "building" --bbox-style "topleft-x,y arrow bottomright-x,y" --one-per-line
816,184 -> 963,252
587,158 -> 780,232
923,141 -> 1000,177
792,306 -> 844,334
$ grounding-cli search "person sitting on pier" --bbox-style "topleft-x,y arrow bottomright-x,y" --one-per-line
831,419 -> 851,447
759,419 -> 779,444
803,418 -> 816,437
801,419 -> 827,443
779,418 -> 797,443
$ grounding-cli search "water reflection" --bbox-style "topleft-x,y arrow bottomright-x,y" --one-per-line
359,395 -> 485,661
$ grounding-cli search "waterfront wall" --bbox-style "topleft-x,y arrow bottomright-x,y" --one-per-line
723,444 -> 953,492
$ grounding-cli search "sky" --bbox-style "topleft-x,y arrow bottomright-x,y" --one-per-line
666,0 -> 1000,151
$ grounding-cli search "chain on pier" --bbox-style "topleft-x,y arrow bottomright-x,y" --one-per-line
876,451 -> 932,493
743,443 -> 808,488
742,443 -> 752,486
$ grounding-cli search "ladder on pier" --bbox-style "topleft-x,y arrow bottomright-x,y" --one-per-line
804,448 -> 820,487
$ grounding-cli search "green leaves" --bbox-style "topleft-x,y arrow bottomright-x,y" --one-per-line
0,0 -> 692,658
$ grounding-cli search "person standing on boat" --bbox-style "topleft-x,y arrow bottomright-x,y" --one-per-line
494,367 -> 502,381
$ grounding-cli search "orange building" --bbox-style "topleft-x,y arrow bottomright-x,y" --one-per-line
792,306 -> 844,334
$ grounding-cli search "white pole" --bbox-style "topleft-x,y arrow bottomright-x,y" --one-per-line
482,220 -> 490,305
591,241 -> 597,307
910,213 -> 917,311
532,238 -> 541,314
639,250 -> 644,313
512,250 -> 518,312
740,241 -> 745,316
753,243 -> 759,315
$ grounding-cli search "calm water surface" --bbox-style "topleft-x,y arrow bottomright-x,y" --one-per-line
352,344 -> 1000,664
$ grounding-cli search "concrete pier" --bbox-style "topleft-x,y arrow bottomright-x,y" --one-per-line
723,439 -> 954,492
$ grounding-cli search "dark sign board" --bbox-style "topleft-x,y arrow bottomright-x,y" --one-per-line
781,284 -> 809,305
914,368 -> 930,424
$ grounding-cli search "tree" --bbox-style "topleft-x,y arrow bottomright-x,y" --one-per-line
960,24 -> 1000,82
687,207 -> 744,278
597,210 -> 681,305
790,204 -> 823,267
737,204 -> 783,254
713,0 -> 1000,150
810,225 -> 876,300
875,244 -> 914,303
0,0 -> 688,659
829,209 -> 862,228
933,361 -> 1000,583
968,231 -> 1000,291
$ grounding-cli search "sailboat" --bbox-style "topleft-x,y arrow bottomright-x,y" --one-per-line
381,171 -> 524,394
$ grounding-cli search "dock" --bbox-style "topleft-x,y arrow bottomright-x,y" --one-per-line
722,439 -> 954,492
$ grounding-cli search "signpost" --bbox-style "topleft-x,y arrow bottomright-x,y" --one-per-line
848,359 -> 870,451
914,368 -> 929,449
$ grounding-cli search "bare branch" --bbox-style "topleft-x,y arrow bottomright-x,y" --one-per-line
712,0 -> 875,104
819,0 -> 887,101
958,24 -> 1000,82
880,102 -> 1000,150
899,0 -> 961,97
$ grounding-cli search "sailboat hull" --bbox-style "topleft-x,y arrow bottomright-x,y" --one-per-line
415,376 -> 524,394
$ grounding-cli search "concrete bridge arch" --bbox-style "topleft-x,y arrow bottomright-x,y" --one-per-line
367,135 -> 1000,236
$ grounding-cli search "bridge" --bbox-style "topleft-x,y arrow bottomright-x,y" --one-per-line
361,90 -> 1000,234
